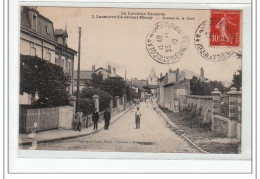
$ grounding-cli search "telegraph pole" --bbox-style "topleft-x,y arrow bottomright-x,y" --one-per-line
125,69 -> 127,104
76,27 -> 81,112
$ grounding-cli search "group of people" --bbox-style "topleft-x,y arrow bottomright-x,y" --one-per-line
73,103 -> 147,132
73,108 -> 111,132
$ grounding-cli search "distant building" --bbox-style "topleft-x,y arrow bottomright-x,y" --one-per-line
20,6 -> 77,104
158,67 -> 210,112
146,68 -> 159,99
73,65 -> 119,91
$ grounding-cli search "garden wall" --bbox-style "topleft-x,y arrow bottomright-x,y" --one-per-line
186,95 -> 213,124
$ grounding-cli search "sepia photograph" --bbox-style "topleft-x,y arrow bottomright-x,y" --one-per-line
18,6 -> 244,154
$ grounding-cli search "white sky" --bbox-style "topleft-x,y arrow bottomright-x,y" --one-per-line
37,7 -> 242,82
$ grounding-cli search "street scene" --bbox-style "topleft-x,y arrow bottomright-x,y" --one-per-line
19,7 -> 242,154
29,102 -> 198,153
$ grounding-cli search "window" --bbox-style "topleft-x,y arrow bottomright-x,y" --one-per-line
61,59 -> 65,69
46,52 -> 51,61
65,59 -> 68,71
46,48 -> 51,61
32,14 -> 37,31
46,26 -> 50,34
30,43 -> 36,56
55,55 -> 59,65
68,61 -> 71,73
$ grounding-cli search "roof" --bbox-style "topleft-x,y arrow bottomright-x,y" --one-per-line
147,85 -> 159,89
21,6 -> 55,40
73,71 -> 93,80
94,67 -> 110,73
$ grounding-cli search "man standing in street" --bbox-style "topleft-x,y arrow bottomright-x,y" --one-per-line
104,108 -> 111,130
135,107 -> 141,129
92,108 -> 99,130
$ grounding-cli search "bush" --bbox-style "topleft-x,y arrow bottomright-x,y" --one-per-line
81,87 -> 112,112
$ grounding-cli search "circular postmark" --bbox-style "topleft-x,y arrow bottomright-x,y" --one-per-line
194,21 -> 234,62
146,22 -> 189,64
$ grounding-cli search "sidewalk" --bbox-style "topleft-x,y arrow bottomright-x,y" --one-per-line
19,105 -> 134,146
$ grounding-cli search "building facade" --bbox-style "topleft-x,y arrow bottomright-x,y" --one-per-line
20,6 -> 77,104
158,68 -> 190,112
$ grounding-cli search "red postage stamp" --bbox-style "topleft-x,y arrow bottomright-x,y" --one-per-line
210,10 -> 241,47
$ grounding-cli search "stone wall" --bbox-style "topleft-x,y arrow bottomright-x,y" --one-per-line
186,95 -> 213,124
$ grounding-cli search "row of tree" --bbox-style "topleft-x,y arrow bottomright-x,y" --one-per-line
190,69 -> 242,95
78,73 -> 138,114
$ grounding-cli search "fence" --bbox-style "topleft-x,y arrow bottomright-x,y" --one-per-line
20,107 -> 59,133
19,105 -> 74,134
211,88 -> 242,141
216,96 -> 229,118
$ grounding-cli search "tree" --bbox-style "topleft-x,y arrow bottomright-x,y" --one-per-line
126,86 -> 138,102
231,69 -> 242,90
103,77 -> 126,97
90,72 -> 104,88
20,55 -> 70,107
190,76 -> 227,95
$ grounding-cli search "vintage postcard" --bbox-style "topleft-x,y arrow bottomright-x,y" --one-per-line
18,6 -> 246,155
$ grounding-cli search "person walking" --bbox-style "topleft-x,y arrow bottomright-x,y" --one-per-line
135,107 -> 141,129
104,108 -> 111,130
92,108 -> 99,130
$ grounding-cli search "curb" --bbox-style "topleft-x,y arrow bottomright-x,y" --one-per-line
20,105 -> 134,146
155,107 -> 209,154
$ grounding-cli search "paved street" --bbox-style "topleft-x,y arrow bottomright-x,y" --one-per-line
35,102 -> 199,153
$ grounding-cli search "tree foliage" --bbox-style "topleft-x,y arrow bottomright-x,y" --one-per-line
103,77 -> 126,97
90,72 -> 104,88
20,55 -> 70,107
190,76 -> 227,95
78,98 -> 95,116
231,69 -> 242,90
81,87 -> 112,112
126,86 -> 138,102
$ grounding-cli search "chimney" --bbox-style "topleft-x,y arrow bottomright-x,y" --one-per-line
177,68 -> 179,73
113,67 -> 116,74
108,65 -> 111,73
200,67 -> 204,78
92,65 -> 95,71
169,68 -> 173,73
160,72 -> 162,78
